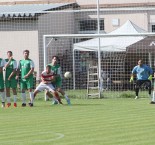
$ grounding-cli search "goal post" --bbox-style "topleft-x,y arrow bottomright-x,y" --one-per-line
43,32 -> 155,98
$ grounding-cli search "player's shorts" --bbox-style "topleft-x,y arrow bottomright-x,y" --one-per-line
0,79 -> 4,89
20,78 -> 33,90
35,82 -> 55,92
5,78 -> 17,89
55,79 -> 62,88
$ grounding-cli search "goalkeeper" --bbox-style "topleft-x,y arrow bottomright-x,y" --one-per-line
130,59 -> 153,99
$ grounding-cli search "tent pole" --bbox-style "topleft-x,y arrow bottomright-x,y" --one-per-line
73,49 -> 75,90
43,35 -> 47,70
97,0 -> 101,98
97,0 -> 100,35
148,52 -> 152,67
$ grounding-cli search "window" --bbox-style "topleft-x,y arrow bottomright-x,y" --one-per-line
152,25 -> 155,32
79,20 -> 104,31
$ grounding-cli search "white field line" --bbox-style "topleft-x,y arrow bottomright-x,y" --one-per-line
0,131 -> 64,144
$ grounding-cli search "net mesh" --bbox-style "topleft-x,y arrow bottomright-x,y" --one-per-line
0,1 -> 155,99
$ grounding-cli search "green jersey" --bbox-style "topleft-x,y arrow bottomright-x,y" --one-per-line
50,64 -> 61,74
18,59 -> 34,81
49,64 -> 61,81
5,58 -> 17,79
0,58 -> 4,80
0,58 -> 4,89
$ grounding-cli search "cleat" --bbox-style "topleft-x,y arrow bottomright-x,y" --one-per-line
28,103 -> 33,107
135,96 -> 139,99
52,101 -> 58,105
150,101 -> 155,104
21,103 -> 26,107
7,103 -> 11,108
1,102 -> 5,108
14,103 -> 17,107
66,99 -> 71,105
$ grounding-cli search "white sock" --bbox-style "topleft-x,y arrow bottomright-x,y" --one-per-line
14,95 -> 17,103
29,92 -> 34,103
0,92 -> 5,103
44,91 -> 49,101
7,96 -> 11,103
45,95 -> 49,101
152,91 -> 155,102
21,93 -> 26,104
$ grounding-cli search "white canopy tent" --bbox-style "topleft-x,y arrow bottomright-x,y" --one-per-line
73,20 -> 147,89
73,20 -> 146,52
73,36 -> 145,52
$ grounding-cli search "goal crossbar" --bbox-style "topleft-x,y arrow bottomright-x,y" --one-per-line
44,33 -> 155,39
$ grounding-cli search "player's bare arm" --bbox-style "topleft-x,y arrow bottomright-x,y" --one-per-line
4,56 -> 13,68
24,68 -> 34,79
8,69 -> 16,80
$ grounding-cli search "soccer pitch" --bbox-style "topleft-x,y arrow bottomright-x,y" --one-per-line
0,95 -> 155,145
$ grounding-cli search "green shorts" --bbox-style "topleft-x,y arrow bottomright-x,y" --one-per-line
0,79 -> 4,89
55,79 -> 62,88
20,78 -> 33,90
5,78 -> 17,89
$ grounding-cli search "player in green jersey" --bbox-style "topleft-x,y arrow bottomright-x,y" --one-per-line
46,56 -> 71,105
4,51 -> 18,107
17,50 -> 34,107
0,58 -> 5,108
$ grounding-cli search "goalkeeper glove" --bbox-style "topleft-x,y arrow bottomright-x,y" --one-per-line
130,76 -> 134,82
148,75 -> 152,81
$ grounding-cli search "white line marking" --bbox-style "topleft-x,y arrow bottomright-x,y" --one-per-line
0,131 -> 64,144
33,132 -> 64,142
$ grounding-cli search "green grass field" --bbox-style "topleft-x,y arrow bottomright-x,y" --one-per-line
0,92 -> 155,145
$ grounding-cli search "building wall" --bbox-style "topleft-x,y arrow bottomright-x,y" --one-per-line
38,12 -> 75,74
0,19 -> 37,31
75,11 -> 148,33
104,12 -> 148,32
148,12 -> 155,31
0,11 -> 75,78
0,31 -> 39,79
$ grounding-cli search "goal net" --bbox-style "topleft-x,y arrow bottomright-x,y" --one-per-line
0,1 -> 155,99
43,34 -> 155,99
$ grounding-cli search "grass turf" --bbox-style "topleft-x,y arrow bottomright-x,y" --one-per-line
0,94 -> 155,145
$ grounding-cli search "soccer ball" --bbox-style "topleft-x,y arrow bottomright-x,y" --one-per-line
64,71 -> 72,79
